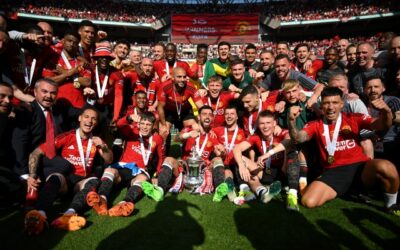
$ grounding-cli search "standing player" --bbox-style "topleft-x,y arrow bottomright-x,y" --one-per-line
193,75 -> 238,127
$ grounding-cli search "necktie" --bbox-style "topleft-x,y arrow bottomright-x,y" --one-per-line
45,109 -> 56,159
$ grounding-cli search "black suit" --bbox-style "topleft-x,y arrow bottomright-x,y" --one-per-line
11,100 -> 87,176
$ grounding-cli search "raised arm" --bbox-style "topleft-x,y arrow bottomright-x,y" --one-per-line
288,106 -> 310,144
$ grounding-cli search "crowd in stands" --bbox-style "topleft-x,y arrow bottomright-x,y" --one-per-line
2,0 -> 399,24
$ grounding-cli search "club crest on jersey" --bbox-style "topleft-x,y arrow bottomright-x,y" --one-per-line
341,125 -> 352,134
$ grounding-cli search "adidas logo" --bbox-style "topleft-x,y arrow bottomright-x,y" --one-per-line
68,145 -> 75,150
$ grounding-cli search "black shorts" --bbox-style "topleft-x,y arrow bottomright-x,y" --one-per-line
40,156 -> 72,179
318,162 -> 366,197
165,109 -> 194,131
260,167 -> 280,185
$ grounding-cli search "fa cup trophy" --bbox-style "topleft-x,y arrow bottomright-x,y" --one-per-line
180,146 -> 205,191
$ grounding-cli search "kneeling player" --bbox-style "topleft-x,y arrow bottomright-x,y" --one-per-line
24,108 -> 113,235
289,87 -> 399,214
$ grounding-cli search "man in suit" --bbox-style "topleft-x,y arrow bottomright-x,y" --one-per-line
12,78 -> 91,185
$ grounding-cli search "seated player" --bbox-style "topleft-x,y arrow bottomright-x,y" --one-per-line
90,112 -> 164,217
233,110 -> 291,206
140,106 -> 227,202
24,107 -> 113,235
288,87 -> 400,214
211,104 -> 247,202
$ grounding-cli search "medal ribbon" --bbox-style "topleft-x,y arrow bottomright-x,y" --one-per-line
196,133 -> 208,157
139,134 -> 153,166
224,125 -> 238,153
75,129 -> 93,176
323,113 -> 342,159
248,99 -> 262,135
95,65 -> 109,98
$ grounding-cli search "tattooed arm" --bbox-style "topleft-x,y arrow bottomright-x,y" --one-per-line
27,147 -> 44,190
288,106 -> 310,144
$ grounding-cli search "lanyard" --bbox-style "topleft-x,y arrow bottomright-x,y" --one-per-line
95,65 -> 109,98
323,113 -> 342,157
248,99 -> 262,135
196,133 -> 208,157
75,129 -> 93,175
165,61 -> 177,76
139,134 -> 153,166
20,49 -> 36,86
208,96 -> 220,115
173,88 -> 182,119
224,125 -> 239,153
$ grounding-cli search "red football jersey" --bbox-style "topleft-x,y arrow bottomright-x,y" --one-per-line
242,90 -> 279,136
181,127 -> 220,163
212,126 -> 247,165
193,91 -> 236,127
157,80 -> 198,113
295,59 -> 324,80
117,118 -> 164,172
153,59 -> 195,79
40,130 -> 99,177
42,53 -> 92,108
247,130 -> 289,168
303,113 -> 372,169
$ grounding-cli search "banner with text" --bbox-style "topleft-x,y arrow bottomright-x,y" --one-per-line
172,14 -> 259,44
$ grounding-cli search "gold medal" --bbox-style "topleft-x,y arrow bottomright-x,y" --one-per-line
327,155 -> 335,164
73,80 -> 80,89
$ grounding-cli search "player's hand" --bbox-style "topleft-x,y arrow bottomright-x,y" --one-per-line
238,165 -> 251,182
83,87 -> 96,97
289,106 -> 302,121
306,95 -> 318,109
255,71 -> 265,80
371,98 -> 391,113
22,33 -> 45,42
159,124 -> 170,139
257,153 -> 271,169
92,136 -> 104,147
148,105 -> 156,112
346,92 -> 359,101
161,74 -> 170,83
275,101 -> 286,113
197,89 -> 208,97
214,144 -> 226,157
209,130 -> 217,139
248,69 -> 257,78
129,114 -> 141,123
189,130 -> 200,138
303,59 -> 312,71
151,178 -> 158,186
97,30 -> 108,39
299,91 -> 307,102
27,176 -> 41,190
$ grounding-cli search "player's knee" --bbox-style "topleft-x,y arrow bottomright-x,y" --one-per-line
301,195 -> 319,208
377,160 -> 398,180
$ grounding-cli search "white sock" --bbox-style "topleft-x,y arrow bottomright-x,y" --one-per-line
38,210 -> 47,218
256,186 -> 267,197
288,189 -> 298,197
64,208 -> 76,215
384,192 -> 397,208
